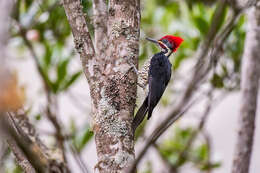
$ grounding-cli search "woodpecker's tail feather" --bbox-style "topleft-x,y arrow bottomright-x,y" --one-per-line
132,97 -> 148,133
147,108 -> 153,120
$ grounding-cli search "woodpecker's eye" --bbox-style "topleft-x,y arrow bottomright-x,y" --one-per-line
161,39 -> 174,50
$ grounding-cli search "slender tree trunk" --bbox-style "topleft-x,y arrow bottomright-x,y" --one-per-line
232,3 -> 260,173
63,0 -> 140,172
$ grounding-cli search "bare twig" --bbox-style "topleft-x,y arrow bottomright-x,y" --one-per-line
210,9 -> 240,68
6,137 -> 36,173
201,130 -> 213,173
232,3 -> 260,173
156,89 -> 229,172
69,143 -> 90,173
152,143 -> 177,173
172,95 -> 213,170
2,113 -> 48,173
62,0 -> 96,80
0,112 -> 69,173
228,0 -> 258,12
129,98 -> 199,173
13,21 -> 51,92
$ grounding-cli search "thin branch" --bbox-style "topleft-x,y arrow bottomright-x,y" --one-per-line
171,96 -> 213,170
69,143 -> 90,173
14,21 -> 51,93
143,89 -> 227,173
6,137 -> 36,173
129,98 -> 200,173
0,112 -> 66,173
152,143 -> 177,173
201,130 -> 213,173
228,0 -> 258,12
210,9 -> 240,68
62,0 -> 96,80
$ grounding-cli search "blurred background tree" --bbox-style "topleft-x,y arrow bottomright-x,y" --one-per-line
0,0 -> 259,173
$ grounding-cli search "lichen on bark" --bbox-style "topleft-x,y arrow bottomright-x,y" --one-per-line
63,0 -> 140,172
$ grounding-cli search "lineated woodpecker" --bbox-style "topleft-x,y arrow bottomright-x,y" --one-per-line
132,35 -> 183,132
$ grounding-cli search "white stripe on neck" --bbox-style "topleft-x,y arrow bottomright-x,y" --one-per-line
159,41 -> 172,57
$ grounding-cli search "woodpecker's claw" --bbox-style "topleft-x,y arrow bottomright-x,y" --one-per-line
128,64 -> 146,90
129,63 -> 139,75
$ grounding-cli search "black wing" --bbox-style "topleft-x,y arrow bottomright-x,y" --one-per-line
147,54 -> 171,119
132,97 -> 148,132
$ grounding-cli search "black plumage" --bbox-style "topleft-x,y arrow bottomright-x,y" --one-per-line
132,51 -> 172,132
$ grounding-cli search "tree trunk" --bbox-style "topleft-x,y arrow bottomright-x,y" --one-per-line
63,0 -> 140,172
232,3 -> 260,173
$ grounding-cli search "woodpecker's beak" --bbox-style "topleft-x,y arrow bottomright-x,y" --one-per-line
146,37 -> 160,45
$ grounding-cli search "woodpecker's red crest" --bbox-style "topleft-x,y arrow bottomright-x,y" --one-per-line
159,35 -> 183,52
146,35 -> 184,53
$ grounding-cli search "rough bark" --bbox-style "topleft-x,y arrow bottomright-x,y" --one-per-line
232,3 -> 260,173
1,112 -> 69,173
93,0 -> 108,56
6,137 -> 36,173
62,0 -> 95,81
63,0 -> 140,172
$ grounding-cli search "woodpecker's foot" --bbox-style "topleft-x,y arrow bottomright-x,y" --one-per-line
129,63 -> 139,75
124,62 -> 148,92
119,64 -> 137,80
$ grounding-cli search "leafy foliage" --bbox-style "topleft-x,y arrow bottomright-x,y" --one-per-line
159,127 -> 221,172
70,121 -> 93,152
39,42 -> 82,94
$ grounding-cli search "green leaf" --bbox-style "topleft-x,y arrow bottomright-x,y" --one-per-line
81,0 -> 92,14
201,162 -> 221,171
57,59 -> 70,82
211,73 -> 224,88
43,42 -> 53,68
159,127 -> 195,166
40,67 -> 56,92
192,16 -> 209,35
74,127 -> 93,152
53,58 -> 70,93
35,114 -> 41,121
194,144 -> 208,162
70,118 -> 76,136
